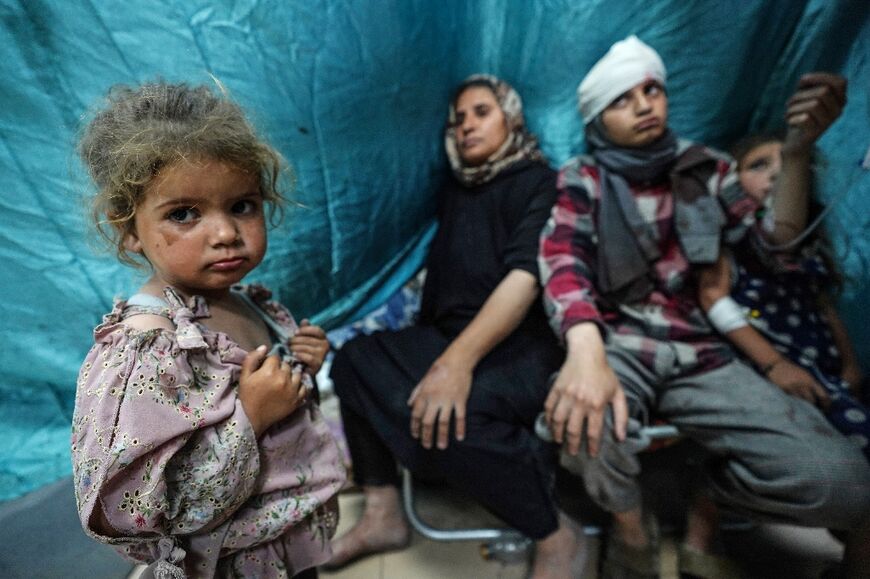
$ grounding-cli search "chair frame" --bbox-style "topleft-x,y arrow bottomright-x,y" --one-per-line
401,424 -> 681,561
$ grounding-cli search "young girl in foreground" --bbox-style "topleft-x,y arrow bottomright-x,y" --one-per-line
71,81 -> 345,578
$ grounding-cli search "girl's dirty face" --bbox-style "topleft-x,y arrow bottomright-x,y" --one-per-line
125,158 -> 267,299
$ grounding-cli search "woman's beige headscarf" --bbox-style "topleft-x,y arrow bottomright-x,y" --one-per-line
445,74 -> 544,187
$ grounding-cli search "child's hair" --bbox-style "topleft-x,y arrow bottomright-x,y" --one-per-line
79,80 -> 286,266
729,129 -> 786,170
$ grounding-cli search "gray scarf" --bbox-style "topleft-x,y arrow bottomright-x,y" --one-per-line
587,121 -> 725,303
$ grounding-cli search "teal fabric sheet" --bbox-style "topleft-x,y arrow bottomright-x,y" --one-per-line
1,0 -> 868,501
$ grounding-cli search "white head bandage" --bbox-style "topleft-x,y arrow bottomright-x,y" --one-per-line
577,35 -> 667,125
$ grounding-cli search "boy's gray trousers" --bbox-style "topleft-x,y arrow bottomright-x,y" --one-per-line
561,344 -> 870,530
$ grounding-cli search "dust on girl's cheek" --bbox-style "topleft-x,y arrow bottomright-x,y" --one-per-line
153,223 -> 182,247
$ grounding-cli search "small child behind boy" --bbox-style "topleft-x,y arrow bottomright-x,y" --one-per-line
71,81 -> 345,578
700,129 -> 868,456
686,84 -> 870,578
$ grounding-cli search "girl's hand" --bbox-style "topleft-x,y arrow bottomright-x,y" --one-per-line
842,363 -> 864,397
408,357 -> 473,450
290,320 -> 329,375
698,253 -> 732,311
767,358 -> 830,409
238,345 -> 308,437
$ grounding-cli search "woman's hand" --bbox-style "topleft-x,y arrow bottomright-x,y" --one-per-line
698,253 -> 732,311
769,73 -> 846,246
546,323 -> 627,457
766,358 -> 830,409
408,356 -> 473,450
782,73 -> 847,155
290,320 -> 329,375
405,269 -> 540,451
238,345 -> 308,437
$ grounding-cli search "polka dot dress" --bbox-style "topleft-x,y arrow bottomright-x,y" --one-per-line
732,253 -> 870,459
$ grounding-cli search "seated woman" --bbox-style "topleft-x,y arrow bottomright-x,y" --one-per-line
326,75 -> 586,578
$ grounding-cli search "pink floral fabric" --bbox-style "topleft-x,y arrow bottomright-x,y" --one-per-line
71,285 -> 346,577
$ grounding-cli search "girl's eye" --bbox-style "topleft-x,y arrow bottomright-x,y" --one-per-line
167,207 -> 197,223
231,199 -> 259,215
454,112 -> 466,126
474,105 -> 490,118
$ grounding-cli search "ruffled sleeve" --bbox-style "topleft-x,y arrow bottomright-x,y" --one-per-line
71,315 -> 260,555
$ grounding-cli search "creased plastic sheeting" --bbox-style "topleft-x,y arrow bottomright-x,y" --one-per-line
0,0 -> 454,501
0,0 -> 868,501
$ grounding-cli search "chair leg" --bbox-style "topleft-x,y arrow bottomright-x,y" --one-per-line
399,424 -> 683,562
401,468 -> 527,543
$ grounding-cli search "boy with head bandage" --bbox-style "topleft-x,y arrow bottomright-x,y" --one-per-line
539,35 -> 870,578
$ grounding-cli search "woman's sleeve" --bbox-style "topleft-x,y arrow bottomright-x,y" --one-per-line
502,169 -> 559,276
72,329 -> 261,542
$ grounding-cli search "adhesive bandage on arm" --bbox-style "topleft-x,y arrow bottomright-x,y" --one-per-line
707,296 -> 749,334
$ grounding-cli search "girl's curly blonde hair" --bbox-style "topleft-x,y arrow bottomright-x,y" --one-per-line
79,80 -> 287,266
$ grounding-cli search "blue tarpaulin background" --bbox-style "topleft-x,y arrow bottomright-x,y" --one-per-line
1,0 -> 868,502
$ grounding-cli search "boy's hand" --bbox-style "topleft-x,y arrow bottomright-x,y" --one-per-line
290,320 -> 329,375
698,253 -> 732,311
546,323 -> 628,457
238,345 -> 308,437
783,73 -> 847,154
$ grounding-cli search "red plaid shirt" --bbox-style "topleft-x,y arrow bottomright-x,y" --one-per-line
539,147 -> 760,374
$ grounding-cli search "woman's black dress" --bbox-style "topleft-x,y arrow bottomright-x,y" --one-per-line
331,159 -> 563,539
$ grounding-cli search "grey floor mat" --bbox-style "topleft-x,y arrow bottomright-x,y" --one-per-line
0,477 -> 132,579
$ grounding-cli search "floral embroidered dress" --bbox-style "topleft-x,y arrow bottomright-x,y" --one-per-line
71,285 -> 346,578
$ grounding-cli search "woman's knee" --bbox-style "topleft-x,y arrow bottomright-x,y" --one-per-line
330,338 -> 375,399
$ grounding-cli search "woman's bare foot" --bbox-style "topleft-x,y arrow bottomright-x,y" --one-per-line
322,485 -> 410,571
530,512 -> 588,579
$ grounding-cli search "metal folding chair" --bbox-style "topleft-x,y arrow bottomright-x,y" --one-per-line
401,423 -> 681,562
